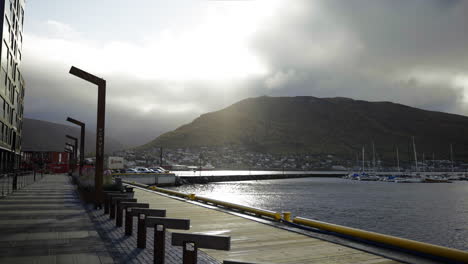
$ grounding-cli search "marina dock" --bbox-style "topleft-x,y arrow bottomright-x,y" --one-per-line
1,172 -> 466,263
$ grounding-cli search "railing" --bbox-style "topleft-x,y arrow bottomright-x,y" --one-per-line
0,170 -> 40,198
121,180 -> 283,221
293,217 -> 468,263
122,179 -> 468,263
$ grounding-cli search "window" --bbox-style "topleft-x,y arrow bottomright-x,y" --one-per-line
5,127 -> 9,144
1,42 -> 8,70
0,122 -> 3,142
3,19 -> 10,44
0,97 -> 4,118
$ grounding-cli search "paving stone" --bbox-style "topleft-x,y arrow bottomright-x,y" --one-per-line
0,174 -> 114,263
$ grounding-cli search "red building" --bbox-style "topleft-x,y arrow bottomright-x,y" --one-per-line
22,151 -> 71,173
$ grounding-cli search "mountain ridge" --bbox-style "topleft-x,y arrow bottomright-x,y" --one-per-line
139,96 -> 468,160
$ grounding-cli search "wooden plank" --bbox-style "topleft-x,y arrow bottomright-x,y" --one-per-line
134,189 -> 400,264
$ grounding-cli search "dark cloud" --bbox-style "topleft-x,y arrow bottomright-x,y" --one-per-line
252,0 -> 468,112
23,1 -> 468,147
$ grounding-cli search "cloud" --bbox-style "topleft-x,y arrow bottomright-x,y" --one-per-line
22,1 -> 468,147
251,0 -> 468,113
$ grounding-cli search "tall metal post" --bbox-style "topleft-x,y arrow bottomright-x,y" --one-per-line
160,147 -> 163,166
66,135 -> 78,173
67,117 -> 85,177
69,66 -> 106,208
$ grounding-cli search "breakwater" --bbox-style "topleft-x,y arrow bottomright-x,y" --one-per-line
177,172 -> 345,184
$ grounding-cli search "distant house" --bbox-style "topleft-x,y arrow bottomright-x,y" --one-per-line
22,150 -> 71,173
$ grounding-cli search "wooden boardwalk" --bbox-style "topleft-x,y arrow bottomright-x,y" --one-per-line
133,187 -> 399,264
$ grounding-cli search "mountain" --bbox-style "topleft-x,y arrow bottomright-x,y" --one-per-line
139,96 -> 468,161
22,118 -> 125,155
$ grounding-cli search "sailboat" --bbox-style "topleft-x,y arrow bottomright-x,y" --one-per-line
358,143 -> 379,181
395,137 -> 424,183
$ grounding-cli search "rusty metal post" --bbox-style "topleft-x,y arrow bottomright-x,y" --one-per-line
103,191 -> 123,214
66,117 -> 85,177
115,198 -> 137,227
154,224 -> 166,264
69,66 -> 106,209
182,242 -> 197,264
66,135 -> 78,173
137,213 -> 147,248
108,194 -> 127,219
125,207 -> 133,235
123,203 -> 149,235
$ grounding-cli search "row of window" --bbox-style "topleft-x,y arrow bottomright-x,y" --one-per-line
0,95 -> 20,129
1,42 -> 21,89
0,121 -> 19,147
3,11 -> 23,65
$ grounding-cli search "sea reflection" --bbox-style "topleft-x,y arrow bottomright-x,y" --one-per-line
170,178 -> 468,251
172,170 -> 341,177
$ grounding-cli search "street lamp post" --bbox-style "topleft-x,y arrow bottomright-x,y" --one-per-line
64,147 -> 73,173
66,117 -> 85,177
66,135 -> 78,173
69,66 -> 106,208
65,143 -> 75,173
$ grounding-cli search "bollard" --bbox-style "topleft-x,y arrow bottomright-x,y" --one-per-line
12,173 -> 17,190
103,191 -> 125,214
171,233 -> 231,264
114,198 -> 137,227
183,242 -> 197,264
138,213 -> 147,249
120,203 -> 149,235
128,208 -> 166,249
145,217 -> 190,264
282,212 -> 291,222
108,193 -> 128,218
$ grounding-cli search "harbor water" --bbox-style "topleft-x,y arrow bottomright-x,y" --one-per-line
172,170 -> 343,177
169,177 -> 468,251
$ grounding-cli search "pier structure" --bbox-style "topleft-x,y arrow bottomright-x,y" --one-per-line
1,171 -> 467,263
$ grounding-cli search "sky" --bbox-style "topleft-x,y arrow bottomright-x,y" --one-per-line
22,0 -> 468,147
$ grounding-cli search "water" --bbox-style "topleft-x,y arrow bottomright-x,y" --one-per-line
173,170 -> 343,177
169,177 -> 468,251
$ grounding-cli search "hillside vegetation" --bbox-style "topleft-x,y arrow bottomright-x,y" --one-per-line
140,96 -> 468,160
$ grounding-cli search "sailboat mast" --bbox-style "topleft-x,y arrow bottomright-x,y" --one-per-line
422,152 -> 425,172
450,144 -> 454,173
396,147 -> 400,172
412,136 -> 418,172
372,141 -> 376,173
362,146 -> 365,172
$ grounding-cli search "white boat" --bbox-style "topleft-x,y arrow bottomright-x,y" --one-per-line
395,177 -> 424,183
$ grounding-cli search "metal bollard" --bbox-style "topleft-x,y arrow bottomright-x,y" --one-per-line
12,173 -> 17,190
171,233 -> 231,264
108,193 -> 128,219
145,217 -> 190,264
114,198 -> 137,227
138,213 -> 147,249
183,242 -> 197,264
119,203 -> 149,235
103,191 -> 124,214
128,208 -> 166,248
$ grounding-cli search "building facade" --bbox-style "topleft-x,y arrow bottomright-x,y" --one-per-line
0,0 -> 25,172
